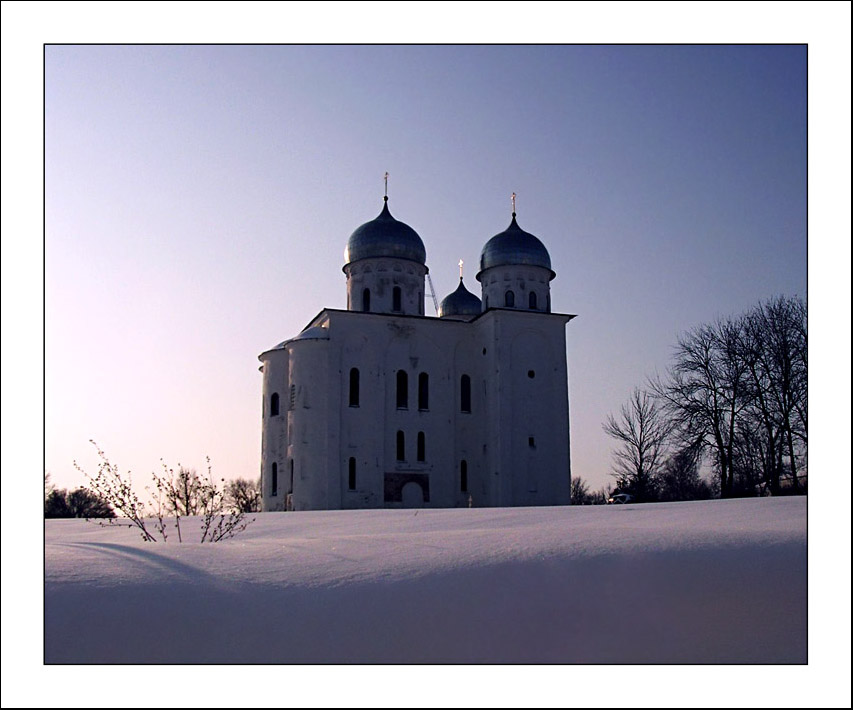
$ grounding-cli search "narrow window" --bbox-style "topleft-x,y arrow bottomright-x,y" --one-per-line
418,372 -> 429,410
417,432 -> 425,461
289,459 -> 294,493
505,290 -> 515,307
396,431 -> 405,461
289,384 -> 296,409
484,295 -> 489,309
393,286 -> 402,312
396,370 -> 408,409
271,462 -> 278,496
529,291 -> 538,310
349,368 -> 360,407
362,288 -> 371,312
460,374 -> 471,413
529,436 -> 536,448
418,293 -> 423,315
348,457 -> 356,490
461,460 -> 468,492
270,392 -> 279,417
546,293 -> 551,312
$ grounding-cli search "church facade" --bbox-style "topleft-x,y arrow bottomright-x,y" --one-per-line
259,195 -> 574,511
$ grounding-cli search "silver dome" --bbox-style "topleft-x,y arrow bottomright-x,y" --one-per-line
438,278 -> 482,318
476,214 -> 554,280
344,199 -> 426,266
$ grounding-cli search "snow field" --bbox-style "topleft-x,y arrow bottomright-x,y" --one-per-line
45,497 -> 806,664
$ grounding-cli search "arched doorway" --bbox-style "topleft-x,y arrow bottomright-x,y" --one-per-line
401,481 -> 425,508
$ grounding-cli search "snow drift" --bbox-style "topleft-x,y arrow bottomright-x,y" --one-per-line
45,497 -> 806,663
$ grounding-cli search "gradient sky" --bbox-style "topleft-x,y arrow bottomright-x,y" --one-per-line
43,44 -> 809,493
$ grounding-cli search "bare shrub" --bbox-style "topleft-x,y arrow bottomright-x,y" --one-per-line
75,440 -> 254,543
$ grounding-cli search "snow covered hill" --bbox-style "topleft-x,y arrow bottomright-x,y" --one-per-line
45,497 -> 806,664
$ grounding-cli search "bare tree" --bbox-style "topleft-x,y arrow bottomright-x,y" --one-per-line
603,388 -> 672,502
570,476 -> 592,505
651,298 -> 806,497
591,484 -> 613,505
652,317 -> 753,498
225,477 -> 262,513
161,466 -> 204,516
754,296 -> 807,490
739,311 -> 785,494
657,442 -> 713,501
44,488 -> 70,518
69,488 -> 115,518
45,483 -> 116,518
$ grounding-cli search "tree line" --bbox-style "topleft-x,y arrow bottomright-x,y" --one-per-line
45,467 -> 263,519
582,295 -> 806,503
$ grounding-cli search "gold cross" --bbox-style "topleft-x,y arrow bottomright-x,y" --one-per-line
458,259 -> 464,278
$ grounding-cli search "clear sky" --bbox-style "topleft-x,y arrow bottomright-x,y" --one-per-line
42,43 -> 810,492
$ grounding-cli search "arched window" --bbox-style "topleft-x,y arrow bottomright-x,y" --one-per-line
270,392 -> 280,417
461,460 -> 468,492
505,290 -> 515,307
271,462 -> 278,497
460,374 -> 471,413
418,372 -> 429,410
529,291 -> 538,310
396,431 -> 405,461
417,431 -> 426,461
348,457 -> 356,490
349,368 -> 360,407
393,286 -> 402,312
362,288 -> 371,312
396,370 -> 408,409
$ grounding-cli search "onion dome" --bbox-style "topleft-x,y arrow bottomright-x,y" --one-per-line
438,278 -> 482,318
344,197 -> 427,266
477,214 -> 554,280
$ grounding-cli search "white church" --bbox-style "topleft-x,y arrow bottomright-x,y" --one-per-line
259,192 -> 575,511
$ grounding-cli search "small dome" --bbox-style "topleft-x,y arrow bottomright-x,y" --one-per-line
344,199 -> 426,266
262,326 -> 329,354
477,214 -> 554,279
288,325 -> 329,343
438,278 -> 482,318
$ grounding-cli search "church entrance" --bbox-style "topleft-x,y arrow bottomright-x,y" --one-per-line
401,481 -> 425,508
383,472 -> 430,506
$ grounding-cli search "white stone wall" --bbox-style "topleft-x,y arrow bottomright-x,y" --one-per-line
260,306 -> 572,511
259,347 -> 289,511
478,264 -> 553,313
343,258 -> 428,316
287,338 -> 331,511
